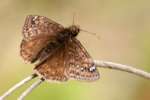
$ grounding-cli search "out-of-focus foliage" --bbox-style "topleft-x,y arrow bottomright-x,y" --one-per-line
0,0 -> 149,100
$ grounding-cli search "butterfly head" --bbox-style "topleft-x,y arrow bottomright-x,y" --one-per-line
68,25 -> 80,37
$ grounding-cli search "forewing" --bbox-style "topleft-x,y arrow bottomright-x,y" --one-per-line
20,15 -> 64,63
65,38 -> 100,81
22,15 -> 64,41
34,46 -> 68,82
20,35 -> 57,63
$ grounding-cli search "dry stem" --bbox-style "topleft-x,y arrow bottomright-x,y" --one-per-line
1,60 -> 150,100
94,60 -> 150,79
0,74 -> 37,100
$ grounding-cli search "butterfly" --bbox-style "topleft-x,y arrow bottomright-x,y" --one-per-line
20,15 -> 100,82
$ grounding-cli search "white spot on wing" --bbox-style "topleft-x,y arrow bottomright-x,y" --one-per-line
33,16 -> 38,21
89,65 -> 96,72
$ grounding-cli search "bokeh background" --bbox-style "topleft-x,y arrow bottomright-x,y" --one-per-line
0,0 -> 150,100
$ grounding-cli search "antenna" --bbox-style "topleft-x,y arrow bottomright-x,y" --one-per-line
72,12 -> 76,25
80,28 -> 101,39
71,13 -> 100,39
81,28 -> 96,35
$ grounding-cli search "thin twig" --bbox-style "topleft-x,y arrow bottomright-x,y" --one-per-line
94,60 -> 150,79
18,79 -> 44,100
17,60 -> 150,100
1,60 -> 150,100
0,74 -> 37,100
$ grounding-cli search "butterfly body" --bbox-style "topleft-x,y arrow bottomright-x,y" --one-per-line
20,15 -> 100,82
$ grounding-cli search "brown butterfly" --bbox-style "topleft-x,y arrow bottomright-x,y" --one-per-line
20,15 -> 100,82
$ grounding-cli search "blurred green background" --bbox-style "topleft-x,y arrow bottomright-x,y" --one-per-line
0,0 -> 150,100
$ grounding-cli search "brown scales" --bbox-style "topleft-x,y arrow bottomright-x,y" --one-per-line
20,15 -> 100,82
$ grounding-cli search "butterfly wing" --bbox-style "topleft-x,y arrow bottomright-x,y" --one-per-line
34,45 -> 68,81
22,15 -> 64,40
34,38 -> 99,82
20,15 -> 64,63
20,35 -> 58,63
65,38 -> 100,81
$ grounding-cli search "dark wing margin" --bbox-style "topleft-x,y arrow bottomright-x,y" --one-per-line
20,15 -> 64,63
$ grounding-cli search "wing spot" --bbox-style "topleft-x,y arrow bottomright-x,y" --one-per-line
80,67 -> 84,71
89,66 -> 96,72
33,16 -> 38,21
76,65 -> 80,68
